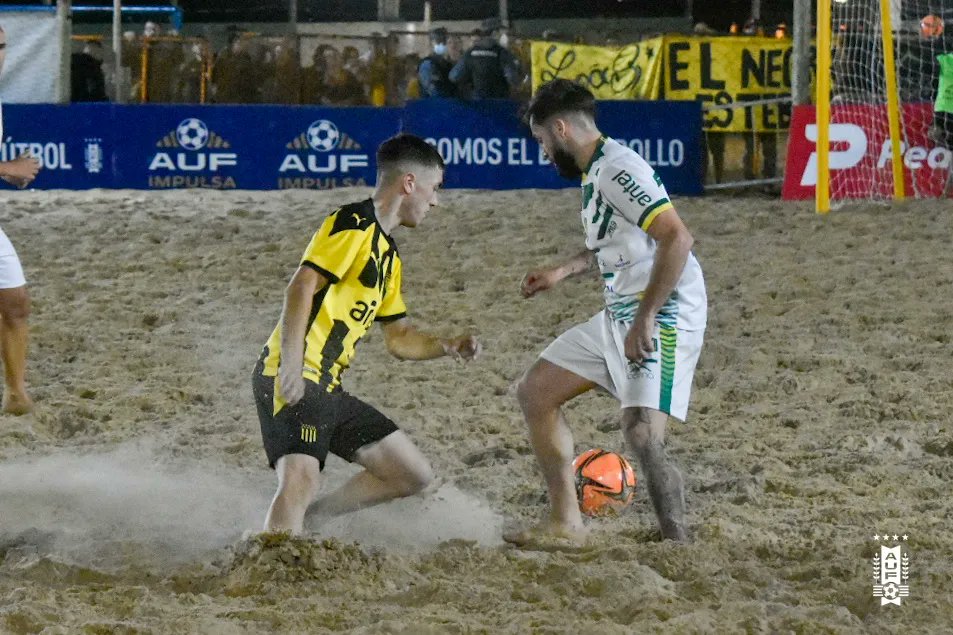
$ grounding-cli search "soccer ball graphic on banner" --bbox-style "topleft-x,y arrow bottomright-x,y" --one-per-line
307,120 -> 341,152
176,118 -> 210,150
573,449 -> 637,516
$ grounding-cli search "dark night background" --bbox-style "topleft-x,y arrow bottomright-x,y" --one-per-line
0,1 -> 797,33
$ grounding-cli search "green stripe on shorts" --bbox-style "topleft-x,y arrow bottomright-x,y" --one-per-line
659,325 -> 677,413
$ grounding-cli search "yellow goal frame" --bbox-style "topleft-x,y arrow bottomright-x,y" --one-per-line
815,0 -> 906,213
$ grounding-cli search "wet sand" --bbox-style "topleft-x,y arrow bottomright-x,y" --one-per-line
0,188 -> 950,633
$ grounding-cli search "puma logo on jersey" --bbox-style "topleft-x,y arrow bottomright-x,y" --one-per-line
611,169 -> 654,206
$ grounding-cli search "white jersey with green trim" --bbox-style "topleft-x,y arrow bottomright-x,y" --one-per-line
580,137 -> 706,332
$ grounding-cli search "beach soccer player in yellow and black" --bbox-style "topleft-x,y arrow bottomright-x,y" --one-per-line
253,133 -> 481,535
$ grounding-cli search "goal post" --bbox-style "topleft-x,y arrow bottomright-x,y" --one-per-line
810,0 -> 951,210
816,0 -> 905,212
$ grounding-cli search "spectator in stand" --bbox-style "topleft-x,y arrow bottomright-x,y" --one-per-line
174,41 -> 206,103
272,38 -> 302,104
450,17 -> 521,99
71,40 -> 107,102
740,17 -> 777,184
212,29 -> 255,103
121,30 -> 142,100
395,53 -> 421,104
366,34 -> 390,106
342,45 -> 364,78
321,47 -> 367,105
418,27 -> 456,98
142,21 -> 181,103
301,44 -> 331,104
447,34 -> 464,63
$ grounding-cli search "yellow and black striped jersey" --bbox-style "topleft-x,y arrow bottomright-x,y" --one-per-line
260,199 -> 406,406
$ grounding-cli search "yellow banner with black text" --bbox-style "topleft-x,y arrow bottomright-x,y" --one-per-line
531,36 -> 806,132
530,39 -> 665,101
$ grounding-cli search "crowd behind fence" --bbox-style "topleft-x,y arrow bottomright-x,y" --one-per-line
67,18 -> 951,189
71,28 -> 534,107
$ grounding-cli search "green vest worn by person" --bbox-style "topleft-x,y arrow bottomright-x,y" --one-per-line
936,53 -> 953,114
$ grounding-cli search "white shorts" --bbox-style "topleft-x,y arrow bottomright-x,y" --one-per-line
0,227 -> 26,289
540,310 -> 704,421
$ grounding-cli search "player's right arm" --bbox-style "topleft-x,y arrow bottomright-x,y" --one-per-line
277,266 -> 329,405
276,209 -> 365,404
520,250 -> 598,298
0,154 -> 40,189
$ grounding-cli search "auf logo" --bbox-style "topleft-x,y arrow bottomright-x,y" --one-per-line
280,120 -> 369,173
150,118 -> 237,171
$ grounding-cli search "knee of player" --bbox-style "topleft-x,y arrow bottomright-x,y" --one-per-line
278,460 -> 322,500
515,373 -> 547,412
0,290 -> 30,322
397,461 -> 434,497
621,412 -> 655,451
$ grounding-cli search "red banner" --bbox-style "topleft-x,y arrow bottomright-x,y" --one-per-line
783,103 -> 952,200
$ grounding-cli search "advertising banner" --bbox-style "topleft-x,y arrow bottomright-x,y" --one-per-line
782,103 -> 952,200
111,105 -> 400,191
0,100 -> 702,194
530,39 -> 665,100
0,104 -> 111,189
662,36 -> 800,133
401,98 -> 702,194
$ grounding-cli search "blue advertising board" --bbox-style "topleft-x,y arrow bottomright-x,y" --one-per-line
401,99 -> 703,194
1,100 -> 702,194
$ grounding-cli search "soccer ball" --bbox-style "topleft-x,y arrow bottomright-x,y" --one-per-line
573,449 -> 637,517
920,15 -> 944,39
176,118 -> 209,151
307,120 -> 340,152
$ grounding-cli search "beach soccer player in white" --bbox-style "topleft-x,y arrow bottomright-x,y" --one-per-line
505,79 -> 707,545
0,24 -> 41,415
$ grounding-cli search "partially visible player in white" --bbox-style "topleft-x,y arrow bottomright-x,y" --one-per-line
0,24 -> 42,415
505,79 -> 707,545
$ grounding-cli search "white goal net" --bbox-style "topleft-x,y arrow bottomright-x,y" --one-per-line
826,0 -> 952,202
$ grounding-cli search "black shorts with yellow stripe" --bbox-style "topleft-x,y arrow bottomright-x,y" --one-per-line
252,362 -> 399,470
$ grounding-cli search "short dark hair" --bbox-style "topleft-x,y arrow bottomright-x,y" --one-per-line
524,79 -> 596,125
377,133 -> 444,172
430,27 -> 448,44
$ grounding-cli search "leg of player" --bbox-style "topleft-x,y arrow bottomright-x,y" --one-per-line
621,407 -> 688,542
264,453 -> 323,534
309,430 -> 434,521
503,359 -> 596,545
0,285 -> 32,415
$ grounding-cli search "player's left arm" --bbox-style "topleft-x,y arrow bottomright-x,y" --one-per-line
380,318 -> 481,361
626,209 -> 694,363
598,166 -> 693,364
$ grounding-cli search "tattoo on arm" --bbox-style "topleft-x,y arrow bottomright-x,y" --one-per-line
565,250 -> 599,278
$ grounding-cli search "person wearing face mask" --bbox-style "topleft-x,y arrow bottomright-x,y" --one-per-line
449,17 -> 521,99
418,27 -> 456,98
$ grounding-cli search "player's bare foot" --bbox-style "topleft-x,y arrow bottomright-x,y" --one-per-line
503,521 -> 589,547
2,391 -> 33,415
660,518 -> 690,542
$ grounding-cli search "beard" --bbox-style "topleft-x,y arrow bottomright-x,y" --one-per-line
551,145 -> 582,180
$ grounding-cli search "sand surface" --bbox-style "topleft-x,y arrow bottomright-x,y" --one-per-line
0,187 -> 950,633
